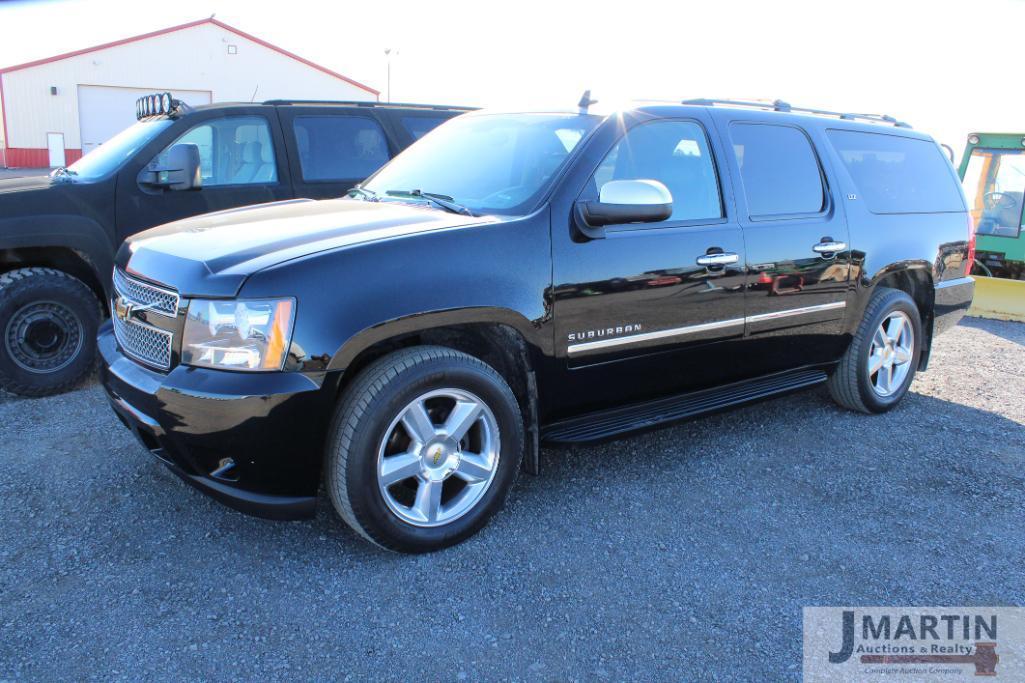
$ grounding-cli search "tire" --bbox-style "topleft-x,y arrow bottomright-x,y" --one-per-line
0,268 -> 101,397
326,346 -> 524,553
827,287 -> 922,414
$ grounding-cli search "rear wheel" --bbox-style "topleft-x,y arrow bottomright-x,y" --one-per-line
326,346 -> 523,553
0,268 -> 101,397
827,287 -> 922,414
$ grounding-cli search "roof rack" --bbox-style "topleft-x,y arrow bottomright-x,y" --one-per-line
681,98 -> 912,129
261,99 -> 476,111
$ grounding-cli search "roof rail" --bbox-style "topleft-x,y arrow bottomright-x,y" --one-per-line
681,98 -> 912,129
261,99 -> 476,111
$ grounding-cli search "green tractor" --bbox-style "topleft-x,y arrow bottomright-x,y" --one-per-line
959,132 -> 1025,279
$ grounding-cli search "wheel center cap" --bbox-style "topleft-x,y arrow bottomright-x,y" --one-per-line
421,439 -> 459,481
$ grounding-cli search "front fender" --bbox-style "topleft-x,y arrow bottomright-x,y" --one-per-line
328,306 -> 546,372
0,214 -> 116,294
239,212 -> 554,373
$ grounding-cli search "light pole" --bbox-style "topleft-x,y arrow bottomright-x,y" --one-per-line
384,48 -> 398,102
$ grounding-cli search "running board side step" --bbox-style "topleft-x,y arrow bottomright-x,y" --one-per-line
541,368 -> 829,444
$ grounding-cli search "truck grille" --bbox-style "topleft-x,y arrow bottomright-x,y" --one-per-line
112,268 -> 179,317
112,269 -> 177,371
112,314 -> 173,370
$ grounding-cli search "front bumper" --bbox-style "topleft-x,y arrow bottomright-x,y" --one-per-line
98,321 -> 336,520
933,276 -> 975,336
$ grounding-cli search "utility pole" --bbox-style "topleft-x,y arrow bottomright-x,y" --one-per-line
384,48 -> 398,102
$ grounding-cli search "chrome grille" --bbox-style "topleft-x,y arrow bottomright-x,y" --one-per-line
111,314 -> 173,370
113,269 -> 179,317
111,268 -> 178,371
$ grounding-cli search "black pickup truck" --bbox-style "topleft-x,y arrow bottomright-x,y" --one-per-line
0,94 -> 469,396
99,98 -> 974,552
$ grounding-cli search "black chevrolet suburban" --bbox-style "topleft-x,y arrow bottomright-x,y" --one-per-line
0,94 -> 469,396
99,98 -> 975,552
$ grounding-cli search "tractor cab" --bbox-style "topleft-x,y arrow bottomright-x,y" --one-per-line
959,133 -> 1025,279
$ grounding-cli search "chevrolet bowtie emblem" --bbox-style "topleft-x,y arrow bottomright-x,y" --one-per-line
114,296 -> 134,323
114,296 -> 159,323
432,448 -> 443,465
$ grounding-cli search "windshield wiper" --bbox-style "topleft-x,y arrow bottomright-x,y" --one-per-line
347,186 -> 379,201
385,189 -> 476,216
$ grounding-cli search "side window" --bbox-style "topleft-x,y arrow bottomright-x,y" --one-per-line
400,115 -> 451,141
591,120 -> 723,223
730,123 -> 824,217
827,129 -> 966,215
293,116 -> 390,182
153,116 -> 277,187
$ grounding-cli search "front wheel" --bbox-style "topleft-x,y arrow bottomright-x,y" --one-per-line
326,346 -> 524,553
0,268 -> 101,397
827,287 -> 922,414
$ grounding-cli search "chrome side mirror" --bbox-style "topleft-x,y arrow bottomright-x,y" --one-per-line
575,179 -> 673,239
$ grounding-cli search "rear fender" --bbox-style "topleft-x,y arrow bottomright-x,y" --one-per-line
850,262 -> 935,369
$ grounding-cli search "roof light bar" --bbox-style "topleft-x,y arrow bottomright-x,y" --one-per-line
135,91 -> 186,121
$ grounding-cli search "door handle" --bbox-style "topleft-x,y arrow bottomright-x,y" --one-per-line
813,240 -> 847,255
696,252 -> 740,267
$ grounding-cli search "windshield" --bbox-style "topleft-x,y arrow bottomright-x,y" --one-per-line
361,113 -> 602,216
962,148 -> 1025,238
65,118 -> 174,181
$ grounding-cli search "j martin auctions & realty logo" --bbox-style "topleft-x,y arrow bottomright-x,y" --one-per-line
803,607 -> 1025,682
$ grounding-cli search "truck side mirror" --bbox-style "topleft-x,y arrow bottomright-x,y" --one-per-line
140,143 -> 202,191
574,179 -> 673,239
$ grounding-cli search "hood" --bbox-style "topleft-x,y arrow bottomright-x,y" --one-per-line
0,174 -> 56,195
0,174 -> 113,228
119,198 -> 496,297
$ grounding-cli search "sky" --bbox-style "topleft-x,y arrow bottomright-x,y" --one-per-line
2,0 -> 1025,152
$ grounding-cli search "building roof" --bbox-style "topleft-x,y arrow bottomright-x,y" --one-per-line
0,17 -> 379,96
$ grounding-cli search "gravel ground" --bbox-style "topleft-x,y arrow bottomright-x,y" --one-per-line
1,317 -> 1023,681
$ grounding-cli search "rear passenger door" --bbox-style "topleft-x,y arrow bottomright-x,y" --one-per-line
386,110 -> 462,145
280,107 -> 397,199
716,115 -> 852,369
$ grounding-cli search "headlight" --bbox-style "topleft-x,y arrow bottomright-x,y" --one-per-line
182,298 -> 295,371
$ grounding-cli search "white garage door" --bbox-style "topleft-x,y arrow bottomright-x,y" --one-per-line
77,85 -> 212,155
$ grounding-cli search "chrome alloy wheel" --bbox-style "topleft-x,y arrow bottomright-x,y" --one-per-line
867,311 -> 914,397
377,388 -> 501,527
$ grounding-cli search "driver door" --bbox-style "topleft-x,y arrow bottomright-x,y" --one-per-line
115,107 -> 292,241
548,115 -> 748,415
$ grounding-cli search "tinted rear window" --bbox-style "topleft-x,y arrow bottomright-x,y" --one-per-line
730,123 -> 825,217
827,129 -> 964,213
293,115 -> 390,182
401,115 -> 452,140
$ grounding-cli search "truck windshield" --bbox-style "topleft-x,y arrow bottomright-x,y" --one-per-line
361,113 -> 602,216
64,119 -> 174,181
962,148 -> 1025,238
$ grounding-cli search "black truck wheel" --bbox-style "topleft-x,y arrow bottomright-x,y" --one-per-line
0,268 -> 101,397
326,346 -> 524,553
827,287 -> 922,414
